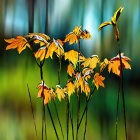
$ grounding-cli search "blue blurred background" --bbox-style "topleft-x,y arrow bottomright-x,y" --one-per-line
0,0 -> 140,139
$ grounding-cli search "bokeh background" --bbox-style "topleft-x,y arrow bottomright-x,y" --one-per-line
0,0 -> 140,140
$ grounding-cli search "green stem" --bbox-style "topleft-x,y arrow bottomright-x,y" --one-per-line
70,111 -> 74,140
116,76 -> 120,140
47,104 -> 59,140
27,84 -> 38,137
83,99 -> 88,140
54,101 -> 64,139
118,49 -> 127,140
66,95 -> 70,140
58,57 -> 61,85
76,40 -> 81,140
78,86 -> 96,129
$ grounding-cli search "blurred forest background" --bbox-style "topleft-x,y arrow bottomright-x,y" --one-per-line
0,0 -> 140,140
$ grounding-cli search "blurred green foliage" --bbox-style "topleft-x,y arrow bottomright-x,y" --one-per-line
0,0 -> 140,139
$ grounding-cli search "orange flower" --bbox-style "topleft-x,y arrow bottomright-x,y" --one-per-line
5,36 -> 30,54
55,85 -> 66,102
108,53 -> 131,76
81,55 -> 100,69
64,26 -> 91,45
67,63 -> 75,77
98,7 -> 124,40
37,81 -> 54,105
93,73 -> 105,90
46,39 -> 64,59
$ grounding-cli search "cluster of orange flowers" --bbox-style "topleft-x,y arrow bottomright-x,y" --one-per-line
5,7 -> 131,106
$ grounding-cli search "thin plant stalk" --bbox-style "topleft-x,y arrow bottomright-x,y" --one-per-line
116,77 -> 120,140
34,54 -> 59,140
47,104 -> 59,140
83,100 -> 88,140
76,40 -> 81,140
118,49 -> 128,140
58,57 -> 61,85
54,101 -> 64,139
27,84 -> 38,137
56,56 -> 64,139
78,86 -> 96,129
66,95 -> 70,140
70,111 -> 74,140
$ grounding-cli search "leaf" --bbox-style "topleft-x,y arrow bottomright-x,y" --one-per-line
46,39 -> 64,59
65,50 -> 78,66
67,63 -> 75,77
37,81 -> 53,105
64,26 -> 91,45
98,21 -> 112,31
34,46 -> 47,61
93,73 -> 105,90
72,26 -> 82,36
82,68 -> 94,80
74,72 -> 84,92
67,80 -> 75,97
64,33 -> 79,45
108,53 -> 131,76
26,33 -> 50,45
100,58 -> 109,73
80,29 -> 92,39
5,36 -> 30,54
84,81 -> 90,96
55,85 -> 66,102
81,55 -> 100,69
111,7 -> 124,24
